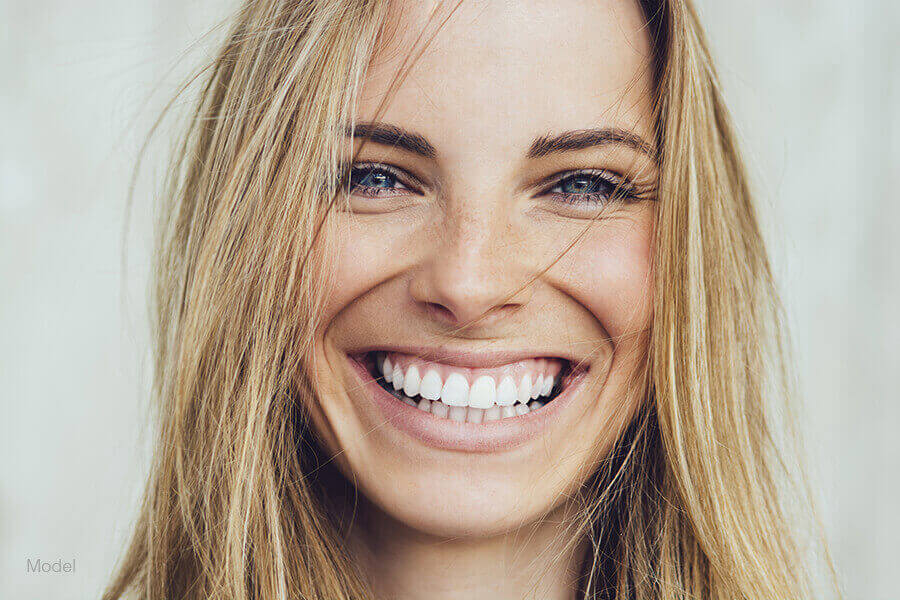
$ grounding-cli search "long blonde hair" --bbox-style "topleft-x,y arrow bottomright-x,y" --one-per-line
105,1 -> 839,598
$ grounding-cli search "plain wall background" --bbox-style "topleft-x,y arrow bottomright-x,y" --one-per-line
1,1 -> 896,597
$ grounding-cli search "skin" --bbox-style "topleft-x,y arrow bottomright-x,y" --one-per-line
308,1 -> 658,598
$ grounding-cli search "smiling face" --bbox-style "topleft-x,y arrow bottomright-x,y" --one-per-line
307,0 -> 658,537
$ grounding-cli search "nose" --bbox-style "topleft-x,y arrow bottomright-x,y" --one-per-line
408,208 -> 533,329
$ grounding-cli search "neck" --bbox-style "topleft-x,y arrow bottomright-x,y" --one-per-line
349,499 -> 588,600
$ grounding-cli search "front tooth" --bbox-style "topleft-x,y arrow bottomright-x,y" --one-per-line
420,370 -> 443,400
448,406 -> 467,422
416,398 -> 432,413
484,407 -> 502,421
468,376 -> 496,409
383,356 -> 393,382
467,407 -> 484,423
517,374 -> 532,404
440,373 -> 469,406
501,406 -> 517,419
496,376 -> 517,406
403,366 -> 421,397
530,374 -> 543,399
540,375 -> 553,396
515,403 -> 530,416
392,364 -> 405,390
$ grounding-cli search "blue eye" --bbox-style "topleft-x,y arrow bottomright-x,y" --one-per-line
347,164 -> 413,197
547,170 -> 635,204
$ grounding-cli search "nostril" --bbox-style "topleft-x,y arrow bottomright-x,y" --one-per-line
423,300 -> 522,329
424,302 -> 458,325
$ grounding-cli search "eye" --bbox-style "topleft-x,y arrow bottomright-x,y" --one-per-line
344,162 -> 418,198
542,169 -> 637,205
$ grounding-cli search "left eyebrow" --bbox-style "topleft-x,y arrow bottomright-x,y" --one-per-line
346,122 -> 437,159
527,127 -> 656,161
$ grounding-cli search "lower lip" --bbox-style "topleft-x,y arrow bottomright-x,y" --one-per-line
345,354 -> 587,453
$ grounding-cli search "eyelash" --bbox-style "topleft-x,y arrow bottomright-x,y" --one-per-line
341,162 -> 639,204
343,163 -> 417,198
542,169 -> 638,204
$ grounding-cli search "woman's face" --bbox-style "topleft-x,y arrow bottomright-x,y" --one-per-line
311,0 -> 657,537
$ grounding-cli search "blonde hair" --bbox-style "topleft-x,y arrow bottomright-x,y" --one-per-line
105,1 -> 839,599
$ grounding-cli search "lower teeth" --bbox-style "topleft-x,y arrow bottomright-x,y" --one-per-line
379,381 -> 548,423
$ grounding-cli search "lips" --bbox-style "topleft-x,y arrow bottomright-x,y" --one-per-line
345,349 -> 589,452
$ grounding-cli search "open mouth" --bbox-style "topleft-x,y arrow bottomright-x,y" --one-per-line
357,350 -> 583,424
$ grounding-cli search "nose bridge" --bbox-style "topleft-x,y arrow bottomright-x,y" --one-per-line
412,200 -> 528,326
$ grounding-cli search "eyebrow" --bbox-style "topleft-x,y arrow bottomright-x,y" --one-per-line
347,122 -> 655,161
347,122 -> 437,159
527,128 -> 656,160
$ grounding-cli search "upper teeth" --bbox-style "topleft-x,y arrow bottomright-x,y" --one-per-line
378,353 -> 559,408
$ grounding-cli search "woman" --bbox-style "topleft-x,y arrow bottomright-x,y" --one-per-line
105,0 -> 837,598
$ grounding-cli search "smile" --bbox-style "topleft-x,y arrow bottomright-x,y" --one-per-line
346,349 -> 590,452
356,349 -> 585,419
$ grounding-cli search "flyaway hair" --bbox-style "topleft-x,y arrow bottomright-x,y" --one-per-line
105,1 -> 839,599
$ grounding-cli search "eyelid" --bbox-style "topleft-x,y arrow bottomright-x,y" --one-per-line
536,167 -> 636,198
342,163 -> 650,201
348,161 -> 424,193
543,167 -> 625,187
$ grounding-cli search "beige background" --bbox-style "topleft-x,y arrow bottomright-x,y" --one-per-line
1,1 -> 896,597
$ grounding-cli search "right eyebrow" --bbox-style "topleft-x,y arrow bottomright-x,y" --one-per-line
346,121 -> 657,163
346,121 -> 437,159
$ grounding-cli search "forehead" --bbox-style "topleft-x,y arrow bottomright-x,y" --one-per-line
360,0 -> 655,156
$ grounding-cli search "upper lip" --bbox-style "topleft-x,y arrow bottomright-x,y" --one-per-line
350,344 -> 584,370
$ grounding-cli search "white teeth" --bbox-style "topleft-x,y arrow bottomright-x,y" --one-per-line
468,376 -> 496,409
410,395 -> 533,421
392,364 -> 405,391
403,365 -> 421,397
496,376 -> 517,406
541,375 -> 553,396
448,406 -> 468,422
378,353 -> 562,417
420,370 -> 443,400
383,356 -> 393,382
518,374 -> 532,404
484,406 -> 502,421
440,373 -> 469,406
431,400 -> 449,418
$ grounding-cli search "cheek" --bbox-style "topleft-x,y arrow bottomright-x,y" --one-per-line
549,211 -> 655,342
319,215 -> 416,326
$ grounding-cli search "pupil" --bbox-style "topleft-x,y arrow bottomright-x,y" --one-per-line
570,178 -> 591,192
354,168 -> 393,189
563,175 -> 607,195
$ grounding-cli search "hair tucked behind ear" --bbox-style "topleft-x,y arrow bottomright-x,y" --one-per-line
105,1 -> 839,599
